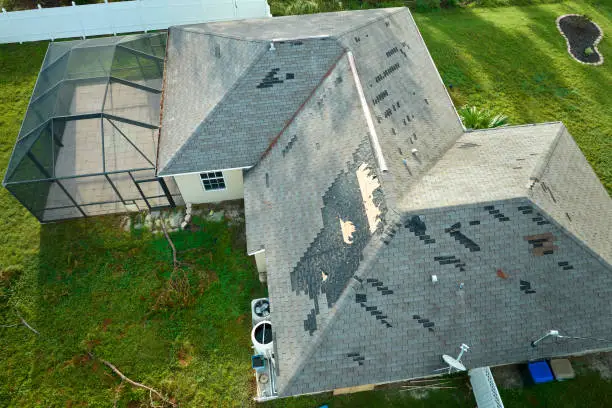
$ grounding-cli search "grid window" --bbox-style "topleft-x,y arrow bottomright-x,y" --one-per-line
200,171 -> 226,191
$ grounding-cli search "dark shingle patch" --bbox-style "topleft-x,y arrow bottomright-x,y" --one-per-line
375,62 -> 400,83
256,69 -> 284,89
304,309 -> 317,335
484,205 -> 509,223
445,222 -> 480,252
385,46 -> 399,57
281,135 -> 298,157
469,220 -> 480,226
520,280 -> 536,294
290,142 -> 386,316
372,90 -> 389,105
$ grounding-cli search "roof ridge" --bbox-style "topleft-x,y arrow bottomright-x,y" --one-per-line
529,122 -> 566,183
333,7 -> 406,39
172,25 -> 268,44
466,121 -> 564,133
158,44 -> 269,175
256,48 -> 348,165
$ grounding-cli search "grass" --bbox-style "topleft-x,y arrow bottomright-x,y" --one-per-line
500,371 -> 612,407
414,0 -> 612,193
0,1 -> 611,407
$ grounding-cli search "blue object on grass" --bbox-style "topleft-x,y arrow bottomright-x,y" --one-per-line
528,361 -> 554,384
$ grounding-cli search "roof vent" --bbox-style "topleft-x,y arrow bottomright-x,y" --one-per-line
411,148 -> 418,155
269,42 -> 276,51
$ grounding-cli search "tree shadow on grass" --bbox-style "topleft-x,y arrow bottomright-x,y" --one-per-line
418,7 -> 577,125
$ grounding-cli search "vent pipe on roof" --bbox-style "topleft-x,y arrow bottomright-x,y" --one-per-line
269,42 -> 276,51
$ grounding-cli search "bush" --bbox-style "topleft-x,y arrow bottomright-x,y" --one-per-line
416,0 -> 441,12
584,47 -> 594,56
458,106 -> 509,129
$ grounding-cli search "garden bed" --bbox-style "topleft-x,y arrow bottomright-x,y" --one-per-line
557,14 -> 604,65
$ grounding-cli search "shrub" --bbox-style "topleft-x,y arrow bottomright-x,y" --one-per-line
416,0 -> 441,11
584,47 -> 594,56
458,106 -> 509,129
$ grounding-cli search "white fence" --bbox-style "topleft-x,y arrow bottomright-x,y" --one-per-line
0,0 -> 271,44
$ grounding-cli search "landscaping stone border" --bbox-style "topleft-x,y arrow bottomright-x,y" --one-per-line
556,14 -> 604,66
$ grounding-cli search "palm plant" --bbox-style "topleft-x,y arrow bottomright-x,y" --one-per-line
272,0 -> 320,16
458,106 -> 509,130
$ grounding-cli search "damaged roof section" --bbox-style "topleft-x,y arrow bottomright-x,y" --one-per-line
158,31 -> 346,175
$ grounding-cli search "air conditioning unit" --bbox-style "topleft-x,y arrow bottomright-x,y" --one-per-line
251,298 -> 270,326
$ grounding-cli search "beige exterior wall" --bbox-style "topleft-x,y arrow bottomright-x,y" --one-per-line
169,169 -> 244,204
254,251 -> 267,273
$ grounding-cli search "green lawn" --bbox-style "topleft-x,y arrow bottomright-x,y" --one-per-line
1,1 -> 611,407
415,0 -> 612,193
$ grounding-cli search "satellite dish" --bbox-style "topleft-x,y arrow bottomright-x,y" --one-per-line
442,354 -> 466,372
434,343 -> 470,374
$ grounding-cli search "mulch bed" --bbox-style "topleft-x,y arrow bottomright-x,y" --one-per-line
557,15 -> 603,65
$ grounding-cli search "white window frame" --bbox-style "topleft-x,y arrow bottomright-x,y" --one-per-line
200,171 -> 226,191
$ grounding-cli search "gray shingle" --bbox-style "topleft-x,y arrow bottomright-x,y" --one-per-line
157,7 -> 612,399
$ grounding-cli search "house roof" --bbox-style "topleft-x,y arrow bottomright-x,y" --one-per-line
157,7 -> 464,178
159,7 -> 612,398
245,118 -> 612,396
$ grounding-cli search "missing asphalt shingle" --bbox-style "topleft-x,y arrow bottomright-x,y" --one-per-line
386,46 -> 399,57
445,222 -> 480,252
286,73 -> 295,80
256,69 -> 284,89
372,90 -> 389,105
304,309 -> 317,335
290,141 -> 387,328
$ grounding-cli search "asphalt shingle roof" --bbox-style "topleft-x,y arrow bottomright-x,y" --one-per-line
159,7 -> 612,398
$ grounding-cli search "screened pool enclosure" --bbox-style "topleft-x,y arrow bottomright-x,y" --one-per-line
3,33 -> 183,222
